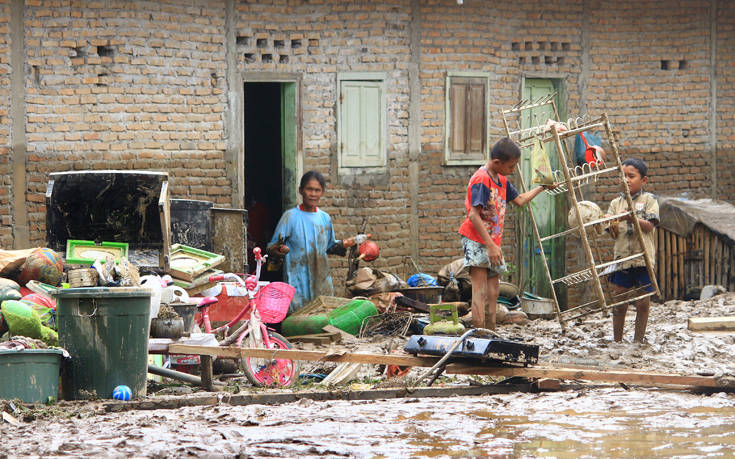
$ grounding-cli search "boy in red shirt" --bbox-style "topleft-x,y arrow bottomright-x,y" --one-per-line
458,138 -> 555,330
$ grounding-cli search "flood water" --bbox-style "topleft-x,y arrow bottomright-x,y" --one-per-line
4,387 -> 735,457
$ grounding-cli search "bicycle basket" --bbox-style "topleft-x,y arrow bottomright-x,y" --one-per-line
255,282 -> 295,323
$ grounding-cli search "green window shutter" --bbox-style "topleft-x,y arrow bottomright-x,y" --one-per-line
340,80 -> 384,167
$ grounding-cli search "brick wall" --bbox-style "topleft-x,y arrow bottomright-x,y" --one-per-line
1,0 -> 733,303
0,0 -> 11,247
717,0 -> 735,200
23,0 -> 230,247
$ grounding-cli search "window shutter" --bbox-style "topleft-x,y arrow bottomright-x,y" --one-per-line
447,75 -> 488,163
340,80 -> 383,167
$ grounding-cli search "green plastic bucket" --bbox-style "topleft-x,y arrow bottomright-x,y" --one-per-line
327,299 -> 378,336
281,314 -> 330,337
0,349 -> 64,403
54,287 -> 150,400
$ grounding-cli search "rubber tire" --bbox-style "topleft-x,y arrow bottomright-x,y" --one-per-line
241,330 -> 301,387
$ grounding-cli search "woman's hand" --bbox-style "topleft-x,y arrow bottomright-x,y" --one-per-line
343,233 -> 371,248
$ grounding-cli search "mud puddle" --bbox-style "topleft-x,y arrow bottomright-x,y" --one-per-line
2,388 -> 735,457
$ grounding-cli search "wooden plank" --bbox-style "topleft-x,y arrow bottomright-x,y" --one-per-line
200,355 -> 214,391
679,235 -> 686,297
166,345 -> 735,389
672,232 -> 679,298
288,333 -> 341,345
665,229 -> 672,299
704,230 -> 711,285
658,229 -> 665,298
688,316 -> 735,332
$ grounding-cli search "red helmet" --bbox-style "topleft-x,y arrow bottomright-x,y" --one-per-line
359,240 -> 380,262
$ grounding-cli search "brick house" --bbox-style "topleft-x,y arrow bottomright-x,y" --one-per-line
1,0 -> 733,301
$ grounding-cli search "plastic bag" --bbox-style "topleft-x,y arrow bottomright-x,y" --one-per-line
531,138 -> 554,185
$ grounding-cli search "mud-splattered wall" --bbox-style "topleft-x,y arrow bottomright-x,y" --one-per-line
1,0 -> 734,301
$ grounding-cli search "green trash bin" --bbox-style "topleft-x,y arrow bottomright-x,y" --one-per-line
54,287 -> 151,400
0,349 -> 65,403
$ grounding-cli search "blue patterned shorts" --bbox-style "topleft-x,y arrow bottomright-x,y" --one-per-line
461,236 -> 508,277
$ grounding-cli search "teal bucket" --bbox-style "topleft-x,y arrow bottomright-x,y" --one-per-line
0,349 -> 64,403
327,299 -> 378,336
54,287 -> 151,400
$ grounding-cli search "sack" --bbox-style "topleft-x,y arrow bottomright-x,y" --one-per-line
531,138 -> 554,185
437,258 -> 472,302
346,267 -> 404,296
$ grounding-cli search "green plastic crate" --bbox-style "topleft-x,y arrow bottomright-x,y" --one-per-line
65,240 -> 129,265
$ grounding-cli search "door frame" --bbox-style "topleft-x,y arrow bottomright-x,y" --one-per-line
242,72 -> 303,210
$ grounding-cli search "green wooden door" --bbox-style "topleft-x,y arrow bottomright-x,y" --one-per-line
281,82 -> 298,210
519,79 -> 566,300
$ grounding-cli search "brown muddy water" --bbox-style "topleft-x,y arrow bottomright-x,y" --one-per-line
2,387 -> 735,457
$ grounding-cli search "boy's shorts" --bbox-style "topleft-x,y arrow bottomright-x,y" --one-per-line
461,235 -> 508,277
608,266 -> 654,292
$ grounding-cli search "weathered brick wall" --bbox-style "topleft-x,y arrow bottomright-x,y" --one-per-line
717,0 -> 735,201
236,0 -> 414,288
23,0 -> 230,247
0,0 -> 11,247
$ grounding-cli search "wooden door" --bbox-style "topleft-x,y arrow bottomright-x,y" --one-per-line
519,79 -> 566,300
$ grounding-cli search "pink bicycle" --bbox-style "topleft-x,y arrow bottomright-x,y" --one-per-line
196,247 -> 300,387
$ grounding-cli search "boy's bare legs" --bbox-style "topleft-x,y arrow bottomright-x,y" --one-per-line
470,266 -> 488,329
486,274 -> 500,330
633,296 -> 650,343
612,285 -> 629,342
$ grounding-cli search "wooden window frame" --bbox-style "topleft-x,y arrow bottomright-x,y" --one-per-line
337,72 -> 387,174
444,72 -> 490,166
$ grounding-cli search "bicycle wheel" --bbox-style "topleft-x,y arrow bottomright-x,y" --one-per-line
241,330 -> 300,387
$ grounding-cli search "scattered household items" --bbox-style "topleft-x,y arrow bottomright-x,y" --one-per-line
0,248 -> 38,278
150,304 -> 185,340
574,131 -> 605,166
0,347 -> 66,403
407,273 -> 438,287
112,385 -> 133,401
358,311 -> 413,338
520,292 -> 556,320
67,268 -> 99,288
170,303 -> 198,336
46,170 -> 171,271
404,331 -> 539,366
282,298 -> 378,337
170,199 -> 215,251
169,244 -> 225,281
423,304 -> 465,336
359,239 -> 380,262
64,240 -> 129,266
54,286 -> 152,400
657,197 -> 735,300
567,200 -> 605,236
398,285 -> 443,304
0,300 -> 57,346
18,248 -> 64,286
437,258 -> 472,302
346,267 -> 404,296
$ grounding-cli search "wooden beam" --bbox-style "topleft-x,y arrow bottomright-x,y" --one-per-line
166,345 -> 735,389
688,316 -> 735,332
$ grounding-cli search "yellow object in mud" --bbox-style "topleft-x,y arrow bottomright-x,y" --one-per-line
424,303 -> 466,336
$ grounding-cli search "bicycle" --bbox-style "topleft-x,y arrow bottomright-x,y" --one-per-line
195,247 -> 300,387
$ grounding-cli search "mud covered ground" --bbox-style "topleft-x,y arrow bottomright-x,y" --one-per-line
1,293 -> 735,457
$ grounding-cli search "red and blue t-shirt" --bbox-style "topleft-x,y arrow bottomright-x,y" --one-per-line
458,167 -> 518,247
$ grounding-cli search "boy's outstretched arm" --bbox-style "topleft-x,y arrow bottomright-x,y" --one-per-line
468,205 -> 503,266
512,184 -> 557,207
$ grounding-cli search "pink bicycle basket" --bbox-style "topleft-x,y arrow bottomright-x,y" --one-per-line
255,282 -> 295,323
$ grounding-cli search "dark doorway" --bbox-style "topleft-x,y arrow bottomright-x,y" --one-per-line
244,82 -> 282,278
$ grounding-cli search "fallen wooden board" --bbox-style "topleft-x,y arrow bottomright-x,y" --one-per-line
688,316 -> 735,331
166,345 -> 735,389
288,332 -> 341,345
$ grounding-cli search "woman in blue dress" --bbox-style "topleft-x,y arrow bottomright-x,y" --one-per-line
267,171 -> 357,314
